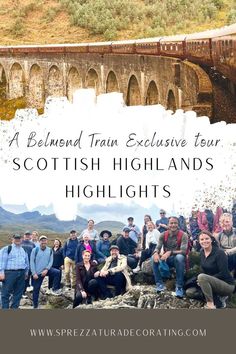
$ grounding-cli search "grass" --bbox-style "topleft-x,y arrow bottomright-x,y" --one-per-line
0,97 -> 44,120
0,0 -> 234,45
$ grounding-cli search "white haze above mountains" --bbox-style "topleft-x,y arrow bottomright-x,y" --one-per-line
0,89 -> 235,223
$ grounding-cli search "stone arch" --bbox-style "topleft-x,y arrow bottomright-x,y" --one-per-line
0,64 -> 7,100
167,90 -> 177,111
127,75 -> 141,106
106,71 -> 119,93
146,80 -> 159,105
47,65 -> 63,97
67,67 -> 82,102
9,63 -> 25,99
85,68 -> 99,95
28,64 -> 44,108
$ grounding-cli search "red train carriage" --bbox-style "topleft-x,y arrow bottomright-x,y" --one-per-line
64,43 -> 89,53
160,35 -> 186,59
185,28 -> 223,66
212,24 -> 236,85
111,40 -> 136,54
88,42 -> 112,54
135,38 -> 161,55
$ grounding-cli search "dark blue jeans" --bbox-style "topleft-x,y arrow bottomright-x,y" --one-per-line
97,272 -> 126,298
152,254 -> 186,288
228,254 -> 236,272
1,270 -> 26,309
48,268 -> 62,289
32,268 -> 61,308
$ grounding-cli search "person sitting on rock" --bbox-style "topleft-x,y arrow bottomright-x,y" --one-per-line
124,217 -> 141,246
116,228 -> 139,269
216,213 -> 236,277
30,235 -> 61,309
95,245 -> 132,298
75,233 -> 99,264
133,221 -> 160,273
152,216 -> 188,298
141,214 -> 152,250
196,231 -> 235,309
73,250 -> 99,308
96,230 -> 112,263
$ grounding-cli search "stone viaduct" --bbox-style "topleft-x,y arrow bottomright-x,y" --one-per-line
0,51 -> 213,117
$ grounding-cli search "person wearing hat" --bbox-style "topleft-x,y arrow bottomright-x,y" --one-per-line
30,235 -> 61,308
21,231 -> 35,295
95,245 -> 132,298
124,217 -> 141,246
0,234 -> 29,309
96,230 -> 112,263
116,228 -> 139,269
155,209 -> 169,233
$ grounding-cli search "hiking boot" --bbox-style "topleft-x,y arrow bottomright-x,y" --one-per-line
132,265 -> 141,273
156,283 -> 166,293
215,296 -> 228,309
50,289 -> 62,296
175,287 -> 184,298
26,286 -> 33,292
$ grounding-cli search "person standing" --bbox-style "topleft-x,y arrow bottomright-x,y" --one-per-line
123,217 -> 141,246
30,235 -> 61,309
21,231 -> 35,295
48,239 -> 64,290
31,231 -> 40,247
63,230 -> 79,290
0,234 -> 29,309
216,213 -> 236,275
79,220 -> 99,241
155,209 -> 169,233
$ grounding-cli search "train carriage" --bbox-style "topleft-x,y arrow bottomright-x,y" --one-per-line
160,35 -> 186,59
135,37 -> 161,55
64,43 -> 89,53
185,28 -> 224,66
111,39 -> 136,54
88,42 -> 112,54
212,24 -> 236,85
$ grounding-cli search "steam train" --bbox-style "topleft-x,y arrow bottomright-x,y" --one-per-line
0,23 -> 235,84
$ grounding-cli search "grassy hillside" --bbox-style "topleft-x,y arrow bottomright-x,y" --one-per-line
0,0 -> 235,45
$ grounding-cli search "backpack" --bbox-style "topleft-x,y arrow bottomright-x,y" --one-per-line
163,230 -> 192,270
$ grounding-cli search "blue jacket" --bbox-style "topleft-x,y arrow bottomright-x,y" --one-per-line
63,238 -> 79,261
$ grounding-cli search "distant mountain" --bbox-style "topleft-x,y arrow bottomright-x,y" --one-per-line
0,206 -> 87,233
0,207 -> 124,234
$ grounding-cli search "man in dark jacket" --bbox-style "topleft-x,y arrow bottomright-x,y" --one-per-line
63,230 -> 79,290
116,228 -> 139,269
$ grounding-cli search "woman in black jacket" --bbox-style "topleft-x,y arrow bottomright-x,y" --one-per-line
73,250 -> 99,308
197,231 -> 235,309
48,239 -> 64,290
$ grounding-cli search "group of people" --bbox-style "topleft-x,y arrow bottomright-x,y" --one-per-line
0,208 -> 235,309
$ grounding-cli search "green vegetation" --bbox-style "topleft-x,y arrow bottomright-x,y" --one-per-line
59,0 -> 234,39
